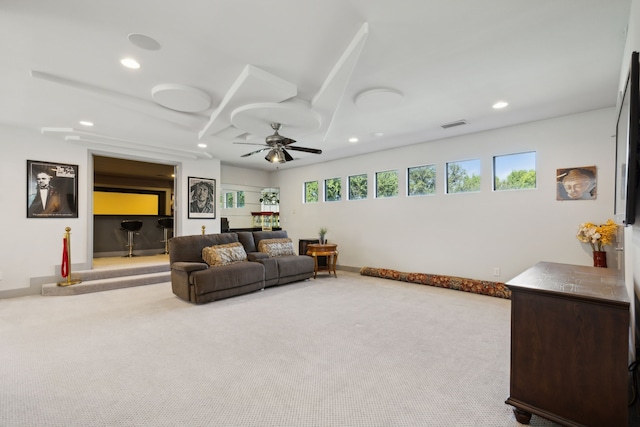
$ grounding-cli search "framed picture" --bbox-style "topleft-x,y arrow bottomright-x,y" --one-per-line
27,160 -> 78,218
188,176 -> 216,219
556,166 -> 597,201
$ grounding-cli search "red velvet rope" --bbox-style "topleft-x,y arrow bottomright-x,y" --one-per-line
61,237 -> 69,278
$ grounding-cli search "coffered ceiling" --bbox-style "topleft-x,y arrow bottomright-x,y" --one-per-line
0,0 -> 631,171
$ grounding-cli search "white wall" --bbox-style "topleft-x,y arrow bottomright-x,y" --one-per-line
0,124 -> 220,294
221,164 -> 274,187
176,158 -> 222,237
219,165 -> 275,229
274,108 -> 616,282
1,126 -> 90,292
0,98 -> 620,296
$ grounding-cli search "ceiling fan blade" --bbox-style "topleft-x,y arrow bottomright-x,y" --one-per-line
282,148 -> 294,162
281,137 -> 297,146
241,147 -> 271,157
286,146 -> 323,154
234,142 -> 269,147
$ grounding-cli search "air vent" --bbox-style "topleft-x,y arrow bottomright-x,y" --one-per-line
441,119 -> 468,129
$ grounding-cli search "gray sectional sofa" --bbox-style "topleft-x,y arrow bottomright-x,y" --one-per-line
169,230 -> 314,304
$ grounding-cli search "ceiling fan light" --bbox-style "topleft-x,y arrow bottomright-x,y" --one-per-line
265,148 -> 287,163
265,149 -> 280,163
274,149 -> 286,163
265,150 -> 276,162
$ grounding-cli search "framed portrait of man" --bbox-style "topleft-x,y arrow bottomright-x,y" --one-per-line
556,166 -> 597,201
188,176 -> 216,219
27,160 -> 78,218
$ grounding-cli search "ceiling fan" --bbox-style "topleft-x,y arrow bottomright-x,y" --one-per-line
236,123 -> 322,163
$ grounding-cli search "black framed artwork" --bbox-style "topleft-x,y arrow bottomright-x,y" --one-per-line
188,176 -> 216,219
27,160 -> 78,218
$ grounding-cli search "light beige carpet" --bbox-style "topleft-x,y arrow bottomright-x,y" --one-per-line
0,271 -> 560,426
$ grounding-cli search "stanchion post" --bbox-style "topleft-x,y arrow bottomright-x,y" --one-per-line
57,227 -> 82,287
202,225 -> 206,235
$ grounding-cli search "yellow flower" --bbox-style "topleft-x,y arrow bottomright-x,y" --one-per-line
576,219 -> 617,251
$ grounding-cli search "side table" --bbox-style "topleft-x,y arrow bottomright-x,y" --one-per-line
306,243 -> 338,278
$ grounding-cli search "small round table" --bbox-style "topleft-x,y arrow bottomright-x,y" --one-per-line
306,243 -> 338,278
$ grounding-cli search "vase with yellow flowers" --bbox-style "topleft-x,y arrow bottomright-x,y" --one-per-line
576,219 -> 618,268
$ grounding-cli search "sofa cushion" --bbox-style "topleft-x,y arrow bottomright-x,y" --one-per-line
202,242 -> 247,267
258,238 -> 296,257
277,255 -> 315,277
169,233 -> 239,264
252,230 -> 288,251
190,261 -> 264,294
236,231 -> 257,253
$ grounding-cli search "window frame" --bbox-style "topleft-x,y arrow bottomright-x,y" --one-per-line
303,180 -> 319,204
375,169 -> 399,199
324,177 -> 342,202
445,158 -> 481,194
492,151 -> 537,191
407,164 -> 436,197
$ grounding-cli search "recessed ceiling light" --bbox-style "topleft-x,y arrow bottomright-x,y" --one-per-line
120,57 -> 141,69
79,120 -> 94,127
127,33 -> 161,50
198,143 -> 207,148
349,137 -> 359,143
493,101 -> 509,109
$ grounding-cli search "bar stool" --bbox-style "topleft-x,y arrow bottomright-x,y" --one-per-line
121,220 -> 143,257
157,217 -> 173,254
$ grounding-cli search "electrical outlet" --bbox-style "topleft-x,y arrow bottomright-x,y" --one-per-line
493,267 -> 500,277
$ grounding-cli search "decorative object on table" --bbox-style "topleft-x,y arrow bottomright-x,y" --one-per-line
259,191 -> 279,205
556,166 -> 597,200
576,219 -> 617,268
318,227 -> 328,244
188,176 -> 216,219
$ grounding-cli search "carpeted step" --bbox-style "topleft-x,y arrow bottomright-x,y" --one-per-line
71,263 -> 169,282
42,271 -> 171,296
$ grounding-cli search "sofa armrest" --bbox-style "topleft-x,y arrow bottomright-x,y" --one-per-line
171,261 -> 208,273
247,252 -> 269,261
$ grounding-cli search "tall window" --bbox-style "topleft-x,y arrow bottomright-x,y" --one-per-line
304,181 -> 319,203
225,192 -> 234,208
375,169 -> 398,198
348,173 -> 368,200
446,159 -> 480,194
236,191 -> 245,207
325,177 -> 342,202
408,165 -> 436,196
493,152 -> 536,191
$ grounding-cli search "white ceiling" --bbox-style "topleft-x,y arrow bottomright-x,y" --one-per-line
0,0 -> 632,171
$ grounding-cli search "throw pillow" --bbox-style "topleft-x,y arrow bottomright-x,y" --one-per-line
202,242 -> 247,267
258,238 -> 296,257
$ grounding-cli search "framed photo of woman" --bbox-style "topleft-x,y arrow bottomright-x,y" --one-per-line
188,176 -> 216,219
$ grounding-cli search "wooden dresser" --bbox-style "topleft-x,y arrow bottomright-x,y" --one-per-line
505,261 -> 629,426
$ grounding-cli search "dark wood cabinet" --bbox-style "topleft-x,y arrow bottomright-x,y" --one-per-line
298,239 -> 326,267
506,261 -> 629,427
